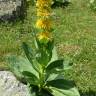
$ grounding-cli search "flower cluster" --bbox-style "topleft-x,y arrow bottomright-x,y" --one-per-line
36,0 -> 53,44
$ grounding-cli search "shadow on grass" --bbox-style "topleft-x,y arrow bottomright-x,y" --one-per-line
51,1 -> 71,8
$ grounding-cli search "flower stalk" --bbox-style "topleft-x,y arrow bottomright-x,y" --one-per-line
36,0 -> 53,44
35,0 -> 53,88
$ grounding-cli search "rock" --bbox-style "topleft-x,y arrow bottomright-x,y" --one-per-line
0,71 -> 30,96
0,0 -> 26,21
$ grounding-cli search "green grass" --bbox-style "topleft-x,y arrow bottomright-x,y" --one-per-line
0,0 -> 96,94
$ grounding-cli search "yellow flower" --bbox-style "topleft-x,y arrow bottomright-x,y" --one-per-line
36,0 -> 53,44
36,0 -> 52,8
37,11 -> 50,17
37,8 -> 51,17
36,19 -> 52,30
37,32 -> 52,43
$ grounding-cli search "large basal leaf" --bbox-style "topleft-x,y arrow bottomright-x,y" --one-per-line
47,79 -> 80,96
7,55 -> 39,79
46,59 -> 73,74
22,71 -> 39,85
22,42 -> 40,73
50,87 -> 80,96
46,60 -> 63,71
46,73 -> 64,82
45,73 -> 59,82
45,59 -> 72,82
46,79 -> 75,90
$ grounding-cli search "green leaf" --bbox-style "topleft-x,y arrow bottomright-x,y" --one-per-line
39,88 -> 53,96
7,55 -> 39,79
47,79 -> 80,96
22,42 -> 40,73
62,60 -> 73,70
45,59 -> 72,82
34,37 -> 41,49
36,49 -> 50,66
22,42 -> 33,63
45,40 -> 54,62
50,87 -> 80,96
46,40 -> 54,53
45,73 -> 59,82
49,46 -> 58,64
47,79 -> 75,89
46,73 -> 64,82
46,60 -> 63,71
22,71 -> 39,85
35,38 -> 56,66
46,59 -> 73,74
34,37 -> 49,49
27,84 -> 38,96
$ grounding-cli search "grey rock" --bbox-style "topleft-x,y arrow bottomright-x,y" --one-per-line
0,0 -> 26,21
0,71 -> 30,96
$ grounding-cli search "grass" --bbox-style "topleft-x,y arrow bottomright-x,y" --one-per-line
0,0 -> 96,94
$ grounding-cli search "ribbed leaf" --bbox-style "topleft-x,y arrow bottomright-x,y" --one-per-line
47,79 -> 75,89
50,87 -> 80,96
48,46 -> 58,64
22,42 -> 40,72
36,49 -> 50,66
7,55 -> 39,79
46,59 -> 73,74
46,74 -> 64,82
35,38 -> 53,66
46,60 -> 63,71
45,73 -> 59,82
34,37 -> 41,49
47,79 -> 80,96
22,71 -> 39,85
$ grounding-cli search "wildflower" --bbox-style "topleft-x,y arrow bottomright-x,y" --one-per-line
37,8 -> 51,17
37,32 -> 52,43
36,0 -> 52,8
36,0 -> 53,44
36,19 -> 52,30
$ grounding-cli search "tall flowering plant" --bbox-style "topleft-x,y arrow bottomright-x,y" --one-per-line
7,0 -> 80,96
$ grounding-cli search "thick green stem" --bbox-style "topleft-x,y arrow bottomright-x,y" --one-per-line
39,66 -> 45,92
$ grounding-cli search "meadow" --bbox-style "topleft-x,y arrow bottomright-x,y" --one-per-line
0,0 -> 96,95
